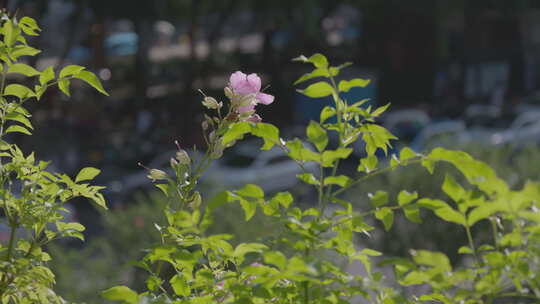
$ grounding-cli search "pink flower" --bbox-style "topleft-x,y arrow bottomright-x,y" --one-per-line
229,71 -> 274,105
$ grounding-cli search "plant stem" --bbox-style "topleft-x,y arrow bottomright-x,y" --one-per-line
5,223 -> 16,261
464,224 -> 481,267
303,247 -> 310,304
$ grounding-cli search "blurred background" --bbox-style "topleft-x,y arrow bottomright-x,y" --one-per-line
3,0 -> 540,301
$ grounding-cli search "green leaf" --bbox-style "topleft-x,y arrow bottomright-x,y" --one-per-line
11,45 -> 40,58
442,174 -> 466,203
7,63 -> 39,76
286,139 -> 320,162
297,173 -> 319,186
375,207 -> 394,231
307,53 -> 328,68
324,175 -> 351,187
58,79 -> 70,96
238,198 -> 257,221
293,53 -> 329,69
222,121 -> 251,145
369,191 -> 388,207
252,123 -> 280,150
5,112 -> 33,130
39,66 -> 55,85
361,248 -> 382,256
435,207 -> 466,225
207,191 -> 233,210
59,64 -> 85,78
421,158 -> 435,174
398,190 -> 418,206
234,243 -> 268,261
361,124 -> 397,155
4,84 -> 34,99
56,222 -> 85,232
170,274 -> 191,297
307,121 -> 328,152
102,286 -> 139,303
271,192 -> 293,209
411,250 -> 452,272
400,271 -> 429,285
371,103 -> 391,117
458,246 -> 473,254
264,251 -> 287,270
5,125 -> 31,135
417,198 -> 466,225
399,147 -> 417,163
338,78 -> 371,92
320,106 -> 336,123
19,16 -> 41,36
428,148 -> 508,195
237,184 -> 264,198
358,155 -> 378,173
467,204 -> 499,226
403,205 -> 422,223
2,19 -> 17,47
322,148 -> 352,167
75,70 -> 109,95
75,167 -> 101,182
298,81 -> 334,98
294,68 -> 330,85
146,276 -> 163,292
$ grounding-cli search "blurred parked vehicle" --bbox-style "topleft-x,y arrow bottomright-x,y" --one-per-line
106,140 -> 318,204
410,120 -> 466,152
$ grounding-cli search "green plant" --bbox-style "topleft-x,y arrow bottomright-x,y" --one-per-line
101,54 -> 540,304
0,12 -> 108,303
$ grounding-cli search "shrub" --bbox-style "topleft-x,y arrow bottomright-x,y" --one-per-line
102,54 -> 540,304
0,13 -> 108,303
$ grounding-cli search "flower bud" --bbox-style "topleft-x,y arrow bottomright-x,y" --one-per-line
210,142 -> 224,159
202,96 -> 220,109
176,150 -> 191,165
170,157 -> 178,168
224,86 -> 234,99
202,120 -> 209,130
189,191 -> 202,209
147,169 -> 168,181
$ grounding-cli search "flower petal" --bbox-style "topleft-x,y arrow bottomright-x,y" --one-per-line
247,73 -> 262,92
230,71 -> 247,91
256,92 -> 274,105
238,105 -> 255,113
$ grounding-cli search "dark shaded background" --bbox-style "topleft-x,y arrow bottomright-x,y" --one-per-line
4,0 -> 540,207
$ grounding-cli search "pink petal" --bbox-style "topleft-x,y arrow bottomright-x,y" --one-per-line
238,105 -> 255,113
246,73 -> 261,92
229,71 -> 247,91
256,92 -> 274,105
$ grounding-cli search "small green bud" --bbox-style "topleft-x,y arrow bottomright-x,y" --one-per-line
202,120 -> 209,130
148,169 -> 168,181
170,157 -> 178,168
176,150 -> 191,165
224,86 -> 234,99
211,142 -> 224,159
189,192 -> 202,209
202,96 -> 221,109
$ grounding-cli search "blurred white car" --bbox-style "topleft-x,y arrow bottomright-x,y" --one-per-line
208,141 -> 318,193
107,140 -> 319,203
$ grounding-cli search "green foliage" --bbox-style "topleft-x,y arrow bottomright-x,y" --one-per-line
100,52 -> 540,304
0,12 -> 108,303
